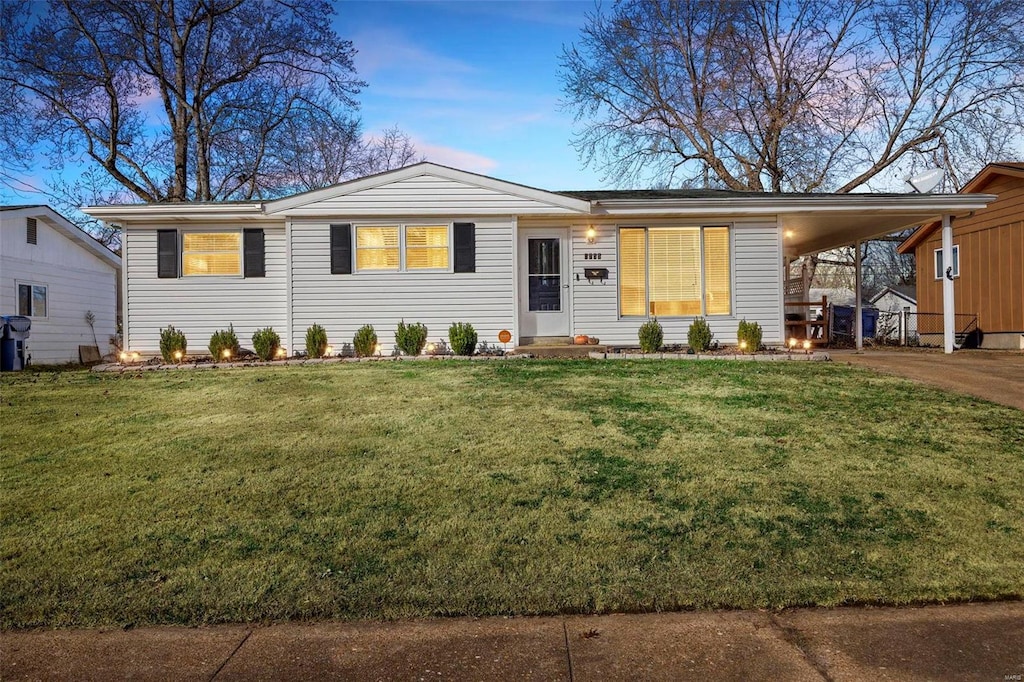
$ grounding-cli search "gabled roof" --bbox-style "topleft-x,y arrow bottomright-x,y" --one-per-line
897,162 -> 1024,254
263,162 -> 592,215
1,205 -> 121,270
869,285 -> 916,306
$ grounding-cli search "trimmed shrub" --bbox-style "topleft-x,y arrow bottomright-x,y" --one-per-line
638,318 -> 664,353
353,324 -> 377,357
209,324 -> 241,360
449,322 -> 478,356
737,319 -> 763,352
252,327 -> 281,361
688,317 -> 713,352
395,320 -> 428,355
158,325 -> 187,363
305,323 -> 328,358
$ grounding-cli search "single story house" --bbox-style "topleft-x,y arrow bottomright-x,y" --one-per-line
898,162 -> 1024,350
869,285 -> 918,344
1,205 -> 121,364
83,163 -> 992,357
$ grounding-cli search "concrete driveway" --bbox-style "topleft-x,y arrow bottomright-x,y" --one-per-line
832,349 -> 1024,410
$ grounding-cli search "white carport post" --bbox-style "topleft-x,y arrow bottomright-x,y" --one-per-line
854,240 -> 863,350
942,213 -> 955,354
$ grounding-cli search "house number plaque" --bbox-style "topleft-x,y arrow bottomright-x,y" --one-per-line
583,252 -> 603,260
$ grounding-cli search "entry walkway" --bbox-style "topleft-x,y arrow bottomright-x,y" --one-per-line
2,602 -> 1022,680
833,349 -> 1024,411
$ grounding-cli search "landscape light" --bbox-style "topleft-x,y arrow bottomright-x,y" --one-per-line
276,347 -> 286,358
131,352 -> 139,362
426,343 -> 435,354
739,340 -> 748,351
325,345 -> 333,356
119,351 -> 128,362
222,349 -> 231,359
374,343 -> 382,356
788,338 -> 797,349
803,340 -> 811,351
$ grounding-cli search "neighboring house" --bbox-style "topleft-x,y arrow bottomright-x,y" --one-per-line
81,163 -> 992,356
1,205 -> 121,364
869,285 -> 917,344
899,162 -> 1024,350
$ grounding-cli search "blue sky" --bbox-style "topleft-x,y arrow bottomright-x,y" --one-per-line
0,0 -> 604,207
342,0 -> 603,190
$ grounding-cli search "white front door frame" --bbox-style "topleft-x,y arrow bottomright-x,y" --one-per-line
517,227 -> 571,338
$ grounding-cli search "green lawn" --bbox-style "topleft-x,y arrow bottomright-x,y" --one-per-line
2,360 -> 1022,628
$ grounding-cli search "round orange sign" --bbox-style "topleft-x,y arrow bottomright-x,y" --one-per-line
498,329 -> 512,344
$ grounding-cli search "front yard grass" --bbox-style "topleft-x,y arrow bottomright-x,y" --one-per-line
2,360 -> 1022,628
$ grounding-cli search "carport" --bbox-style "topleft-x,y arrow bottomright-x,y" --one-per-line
778,193 -> 995,353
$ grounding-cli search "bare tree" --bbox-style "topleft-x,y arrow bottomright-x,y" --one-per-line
2,0 -> 364,203
561,0 -> 1024,192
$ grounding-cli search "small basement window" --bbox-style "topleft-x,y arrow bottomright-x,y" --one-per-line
934,245 -> 959,280
182,232 -> 242,276
17,283 -> 47,317
26,217 -> 37,244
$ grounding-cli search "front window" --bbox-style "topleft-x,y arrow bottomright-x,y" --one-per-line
619,226 -> 732,317
356,226 -> 400,271
354,224 -> 452,272
405,225 -> 449,270
182,232 -> 241,276
17,283 -> 47,317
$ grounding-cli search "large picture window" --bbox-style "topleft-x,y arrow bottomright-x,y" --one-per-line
182,232 -> 241,276
619,226 -> 732,317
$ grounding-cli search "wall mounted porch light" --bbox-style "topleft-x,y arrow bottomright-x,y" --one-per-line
586,227 -> 597,244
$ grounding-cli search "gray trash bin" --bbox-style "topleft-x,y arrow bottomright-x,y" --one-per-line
1,315 -> 31,371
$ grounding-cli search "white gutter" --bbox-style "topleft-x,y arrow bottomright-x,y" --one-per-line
590,194 -> 995,216
82,203 -> 265,221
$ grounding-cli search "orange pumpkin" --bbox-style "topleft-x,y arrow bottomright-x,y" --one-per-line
574,334 -> 590,345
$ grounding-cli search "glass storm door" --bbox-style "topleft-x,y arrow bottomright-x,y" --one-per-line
518,229 -> 569,337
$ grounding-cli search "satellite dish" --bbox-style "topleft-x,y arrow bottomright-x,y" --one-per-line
906,168 -> 944,193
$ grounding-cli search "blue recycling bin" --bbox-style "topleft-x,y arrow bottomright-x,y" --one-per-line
830,305 -> 879,342
1,315 -> 31,371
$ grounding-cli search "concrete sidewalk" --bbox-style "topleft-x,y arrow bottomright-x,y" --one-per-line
3,602 -> 1022,681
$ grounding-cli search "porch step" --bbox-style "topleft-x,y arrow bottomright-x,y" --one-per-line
518,336 -> 574,346
514,344 -> 608,358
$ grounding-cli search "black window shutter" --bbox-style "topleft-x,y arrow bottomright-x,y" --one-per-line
243,229 -> 265,277
330,223 -> 352,274
157,230 -> 179,278
453,222 -> 476,273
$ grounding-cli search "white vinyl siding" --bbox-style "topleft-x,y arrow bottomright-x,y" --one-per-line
569,219 -> 782,345
123,225 -> 287,354
290,218 -> 514,354
0,215 -> 118,364
281,175 -> 588,216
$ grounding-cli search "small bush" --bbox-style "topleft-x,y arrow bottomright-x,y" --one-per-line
252,327 -> 281,361
737,319 -> 763,352
305,323 -> 328,358
395,320 -> 428,355
638,318 -> 663,353
353,324 -> 377,357
209,324 -> 241,360
158,325 -> 187,363
688,317 -> 713,352
449,322 -> 478,356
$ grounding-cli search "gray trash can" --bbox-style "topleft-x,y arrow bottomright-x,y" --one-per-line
1,315 -> 31,371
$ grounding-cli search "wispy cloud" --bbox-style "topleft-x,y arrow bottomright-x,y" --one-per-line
411,139 -> 499,173
352,27 -> 478,79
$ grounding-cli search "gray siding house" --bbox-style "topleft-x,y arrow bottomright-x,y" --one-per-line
83,163 -> 991,356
